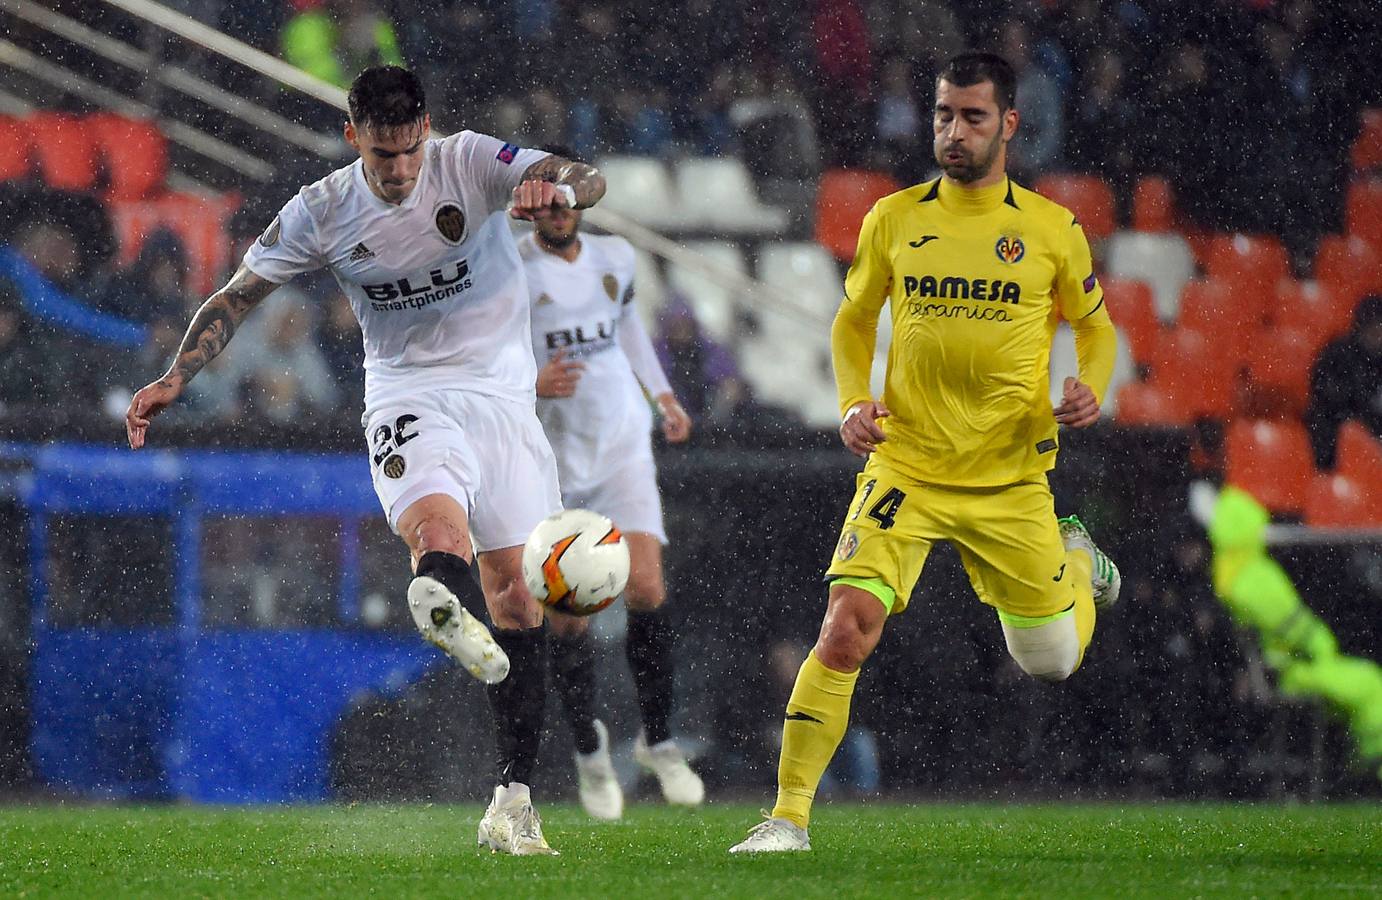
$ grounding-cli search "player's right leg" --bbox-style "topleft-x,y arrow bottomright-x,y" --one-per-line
547,610 -> 623,820
396,494 -> 509,683
732,465 -> 930,854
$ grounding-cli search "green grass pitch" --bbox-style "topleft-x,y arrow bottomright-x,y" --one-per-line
0,802 -> 1377,898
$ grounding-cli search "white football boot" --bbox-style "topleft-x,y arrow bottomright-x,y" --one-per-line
634,732 -> 705,806
729,815 -> 811,853
1058,515 -> 1122,611
575,720 -> 624,820
407,576 -> 509,684
477,782 -> 559,856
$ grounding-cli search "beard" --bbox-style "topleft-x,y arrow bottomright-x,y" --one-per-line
937,133 -> 1003,183
537,227 -> 578,250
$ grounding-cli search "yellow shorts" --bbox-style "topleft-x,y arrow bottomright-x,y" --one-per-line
825,456 -> 1077,619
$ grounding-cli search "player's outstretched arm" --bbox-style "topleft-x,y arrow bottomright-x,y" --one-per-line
510,155 -> 606,219
125,264 -> 279,449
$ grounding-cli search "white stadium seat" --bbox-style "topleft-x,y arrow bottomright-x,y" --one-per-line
674,157 -> 790,233
1104,230 -> 1196,322
666,240 -> 747,344
595,155 -> 688,230
757,242 -> 841,321
632,248 -> 667,331
1047,322 -> 1137,418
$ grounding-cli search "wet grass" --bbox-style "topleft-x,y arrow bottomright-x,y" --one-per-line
0,801 -> 1377,898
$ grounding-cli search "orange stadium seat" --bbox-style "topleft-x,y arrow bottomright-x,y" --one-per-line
88,113 -> 168,201
1150,326 -> 1240,418
1335,420 -> 1382,480
1304,473 -> 1382,528
1345,179 -> 1382,249
1176,279 -> 1254,360
1244,326 -> 1316,415
1131,175 -> 1175,232
0,115 -> 33,182
1350,108 -> 1382,173
815,169 -> 902,262
1101,277 -> 1161,366
1114,380 -> 1190,426
108,191 -> 239,295
1225,418 -> 1316,514
1312,234 -> 1382,309
27,112 -> 99,191
1033,173 -> 1116,242
1202,233 -> 1290,305
1271,280 -> 1352,348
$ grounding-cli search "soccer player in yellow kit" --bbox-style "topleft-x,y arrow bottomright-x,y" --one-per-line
731,52 -> 1122,853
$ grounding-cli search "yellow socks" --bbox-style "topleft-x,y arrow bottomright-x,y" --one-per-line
772,651 -> 859,829
1067,547 -> 1097,667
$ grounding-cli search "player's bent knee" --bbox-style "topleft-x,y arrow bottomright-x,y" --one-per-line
1000,613 -> 1080,683
816,583 -> 888,672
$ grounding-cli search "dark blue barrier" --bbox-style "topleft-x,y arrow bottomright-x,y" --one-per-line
22,444 -> 436,802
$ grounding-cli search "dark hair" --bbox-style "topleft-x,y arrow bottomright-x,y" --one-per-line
938,52 -> 1017,113
538,143 -> 580,164
348,65 -> 427,132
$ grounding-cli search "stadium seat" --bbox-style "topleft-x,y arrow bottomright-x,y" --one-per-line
1303,473 -> 1382,528
108,192 -> 239,295
1048,321 -> 1137,417
674,157 -> 789,233
665,240 -> 746,344
1104,231 -> 1196,321
1113,380 -> 1189,427
28,112 -> 99,191
738,304 -> 839,427
1033,173 -> 1116,243
758,242 -> 841,322
1131,176 -> 1175,232
1176,279 -> 1256,359
88,113 -> 168,201
1150,326 -> 1240,418
1100,277 -> 1160,366
632,248 -> 667,331
1202,234 -> 1290,305
815,169 -> 902,262
1350,107 -> 1382,173
1225,418 -> 1316,515
0,115 -> 32,182
1312,234 -> 1382,309
1344,179 -> 1382,249
1244,326 -> 1316,415
1271,280 -> 1352,348
593,156 -> 687,230
1335,420 -> 1382,481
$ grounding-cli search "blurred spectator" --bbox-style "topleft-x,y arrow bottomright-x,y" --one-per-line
729,64 -> 820,181
809,0 -> 875,166
1066,48 -> 1143,210
874,57 -> 925,181
1304,296 -> 1382,468
999,18 -> 1064,181
0,283 -> 71,412
234,293 -> 340,425
281,0 -> 403,89
1145,40 -> 1233,230
100,229 -> 190,326
654,296 -> 749,426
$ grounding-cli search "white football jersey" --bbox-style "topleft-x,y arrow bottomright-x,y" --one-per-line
521,232 -> 669,494
243,131 -> 547,409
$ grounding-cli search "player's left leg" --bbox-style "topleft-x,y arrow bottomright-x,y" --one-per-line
547,610 -> 623,820
623,532 -> 704,806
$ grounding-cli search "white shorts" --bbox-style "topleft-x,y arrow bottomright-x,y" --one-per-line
561,453 -> 667,544
364,390 -> 562,552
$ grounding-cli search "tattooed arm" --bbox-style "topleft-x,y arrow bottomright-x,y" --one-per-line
510,155 -> 605,219
125,265 -> 279,449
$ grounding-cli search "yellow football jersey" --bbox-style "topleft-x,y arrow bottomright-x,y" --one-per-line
832,175 -> 1117,487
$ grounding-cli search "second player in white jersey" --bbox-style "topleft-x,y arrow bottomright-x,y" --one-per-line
520,231 -> 671,503
519,150 -> 703,821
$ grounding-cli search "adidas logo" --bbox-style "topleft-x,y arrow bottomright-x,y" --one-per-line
349,242 -> 374,262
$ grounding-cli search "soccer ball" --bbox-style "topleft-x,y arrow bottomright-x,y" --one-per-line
522,509 -> 630,616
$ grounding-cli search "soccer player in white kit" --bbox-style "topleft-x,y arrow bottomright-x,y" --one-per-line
123,67 -> 605,856
519,147 -> 704,819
